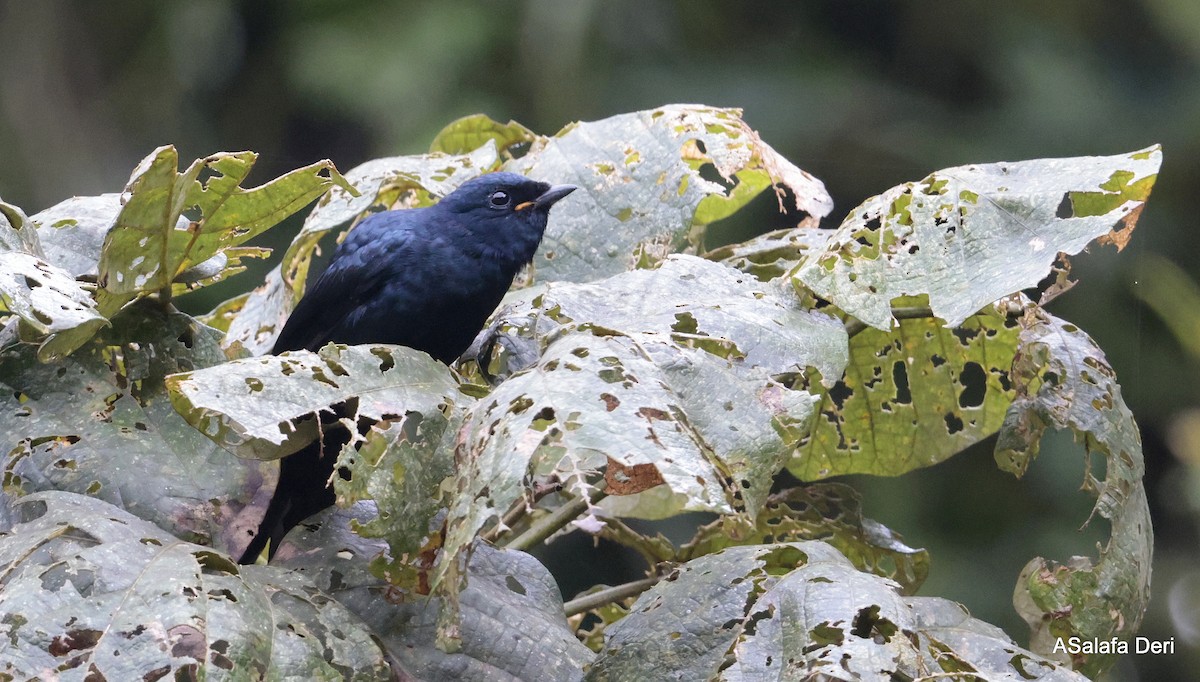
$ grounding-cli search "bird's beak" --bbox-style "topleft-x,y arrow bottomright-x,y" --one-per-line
533,184 -> 578,209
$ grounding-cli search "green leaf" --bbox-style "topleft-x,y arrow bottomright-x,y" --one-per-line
585,542 -> 1086,681
97,146 -> 351,300
334,406 -> 459,568
219,144 -> 500,355
0,491 -> 391,681
505,104 -> 833,283
996,312 -> 1152,678
430,113 -> 536,156
167,343 -> 458,461
276,507 -> 594,681
680,483 -> 929,594
792,303 -> 1022,479
793,145 -> 1161,329
1,303 -> 270,549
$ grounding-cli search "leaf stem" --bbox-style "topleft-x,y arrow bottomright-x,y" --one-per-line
502,486 -> 608,552
480,481 -> 563,544
844,305 -> 936,337
563,576 -> 662,618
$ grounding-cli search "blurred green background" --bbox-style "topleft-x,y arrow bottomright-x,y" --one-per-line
1,1 -> 1197,678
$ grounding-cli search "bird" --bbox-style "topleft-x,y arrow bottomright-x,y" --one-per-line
237,172 -> 577,564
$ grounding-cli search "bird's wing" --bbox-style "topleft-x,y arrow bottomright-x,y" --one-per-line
271,213 -> 418,353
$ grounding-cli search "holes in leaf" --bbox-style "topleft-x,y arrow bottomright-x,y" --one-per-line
505,575 -> 527,595
672,312 -> 699,334
944,412 -> 964,434
828,381 -> 853,410
1056,193 -> 1074,219
958,362 -> 987,408
892,362 -> 912,405
370,347 -> 395,372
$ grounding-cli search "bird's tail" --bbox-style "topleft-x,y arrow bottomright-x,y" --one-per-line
236,427 -> 348,564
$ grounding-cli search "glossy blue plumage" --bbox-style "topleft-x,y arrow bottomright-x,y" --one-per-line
239,172 -> 575,563
272,172 -> 574,361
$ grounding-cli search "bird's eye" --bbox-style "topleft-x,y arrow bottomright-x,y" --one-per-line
488,190 -> 510,208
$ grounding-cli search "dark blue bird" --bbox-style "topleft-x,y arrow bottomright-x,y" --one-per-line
238,172 -> 576,563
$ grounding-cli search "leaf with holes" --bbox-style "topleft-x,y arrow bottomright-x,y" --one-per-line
276,506 -> 594,680
792,301 -> 1022,479
0,251 -> 109,362
30,193 -> 121,278
585,541 -> 1086,681
167,343 -> 458,461
0,198 -> 44,255
0,303 -> 270,550
502,104 -> 833,283
681,483 -> 929,595
218,144 -> 499,355
430,113 -> 537,157
793,146 -> 1160,329
996,312 -> 1152,678
705,225 -> 836,282
332,406 -> 460,569
0,491 -> 391,681
95,146 -> 350,304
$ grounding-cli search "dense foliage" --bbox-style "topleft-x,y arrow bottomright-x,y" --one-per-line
0,106 -> 1158,680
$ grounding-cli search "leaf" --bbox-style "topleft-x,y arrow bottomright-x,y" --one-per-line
438,256 -> 847,638
334,405 -> 460,569
0,197 -> 44,255
167,343 -> 458,461
0,252 -> 109,362
793,146 -> 1161,329
0,303 -> 271,550
30,193 -> 122,278
995,312 -> 1152,678
705,225 -> 836,281
219,144 -> 500,355
444,256 -> 845,534
792,303 -> 1022,479
0,491 -> 391,681
276,505 -> 594,681
680,483 -> 929,594
585,541 -> 1086,681
504,104 -> 833,283
430,113 -> 537,156
96,146 -> 351,299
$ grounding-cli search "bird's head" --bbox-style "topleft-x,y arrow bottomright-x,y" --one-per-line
438,172 -> 577,250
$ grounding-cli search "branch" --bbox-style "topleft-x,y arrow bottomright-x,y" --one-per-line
563,576 -> 662,618
502,486 -> 608,552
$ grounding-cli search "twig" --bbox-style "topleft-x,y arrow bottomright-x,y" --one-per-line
480,481 -> 563,544
563,576 -> 662,618
502,486 -> 608,552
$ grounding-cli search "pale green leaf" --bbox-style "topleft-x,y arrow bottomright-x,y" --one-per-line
0,491 -> 391,681
0,252 -> 108,362
30,193 -> 120,277
996,312 -> 1152,678
705,224 -> 836,282
0,304 -> 270,549
680,483 -> 930,594
276,508 -> 594,682
167,343 -> 458,461
793,146 -> 1161,329
505,104 -> 833,283
586,542 -> 1086,682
